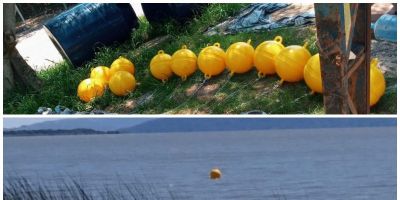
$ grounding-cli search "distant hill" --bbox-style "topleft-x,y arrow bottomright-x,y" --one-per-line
12,118 -> 150,131
4,129 -> 119,137
118,118 -> 396,133
6,118 -> 395,136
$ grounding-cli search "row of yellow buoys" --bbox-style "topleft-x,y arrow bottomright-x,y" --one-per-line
149,36 -> 386,106
77,56 -> 136,102
149,36 -> 312,83
78,36 -> 385,107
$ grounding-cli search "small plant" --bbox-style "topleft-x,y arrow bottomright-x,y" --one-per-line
4,176 -> 177,200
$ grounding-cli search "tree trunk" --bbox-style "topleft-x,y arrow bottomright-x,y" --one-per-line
3,3 -> 41,94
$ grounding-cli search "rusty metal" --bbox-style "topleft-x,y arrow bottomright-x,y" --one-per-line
345,53 -> 365,79
314,3 -> 371,114
350,4 -> 371,114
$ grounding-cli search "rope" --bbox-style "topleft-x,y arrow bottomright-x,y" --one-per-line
130,79 -> 184,114
168,78 -> 209,112
207,76 -> 261,112
267,91 -> 312,114
130,84 -> 165,113
166,71 -> 234,113
199,73 -> 234,109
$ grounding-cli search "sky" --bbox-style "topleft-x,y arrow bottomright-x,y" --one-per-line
3,118 -> 60,129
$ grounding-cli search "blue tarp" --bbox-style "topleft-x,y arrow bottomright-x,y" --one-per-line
205,3 -> 315,35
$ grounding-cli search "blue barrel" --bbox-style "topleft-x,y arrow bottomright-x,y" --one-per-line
372,14 -> 397,42
141,3 -> 205,24
44,3 -> 138,67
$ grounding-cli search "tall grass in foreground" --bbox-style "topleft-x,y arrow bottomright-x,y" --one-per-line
4,177 -> 177,200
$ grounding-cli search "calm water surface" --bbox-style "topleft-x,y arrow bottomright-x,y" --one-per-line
4,127 -> 396,199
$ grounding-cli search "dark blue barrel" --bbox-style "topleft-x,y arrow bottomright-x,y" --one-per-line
44,3 -> 138,67
141,3 -> 205,24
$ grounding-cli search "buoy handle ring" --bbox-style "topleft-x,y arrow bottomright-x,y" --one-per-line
247,39 -> 252,44
182,45 -> 187,49
229,71 -> 235,77
274,36 -> 283,43
162,79 -> 167,83
257,71 -> 266,78
213,43 -> 221,48
158,50 -> 164,54
303,42 -> 309,49
371,58 -> 379,67
181,75 -> 187,81
204,74 -> 212,79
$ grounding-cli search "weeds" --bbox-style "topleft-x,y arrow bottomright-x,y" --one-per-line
4,176 -> 175,200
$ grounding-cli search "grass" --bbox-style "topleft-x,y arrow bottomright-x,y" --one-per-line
4,176 -> 176,200
4,3 -> 396,114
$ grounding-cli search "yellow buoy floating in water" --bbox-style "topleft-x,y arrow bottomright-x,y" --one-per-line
226,40 -> 255,76
254,36 -> 285,77
210,168 -> 221,180
77,78 -> 105,102
109,71 -> 136,96
369,58 -> 386,106
150,50 -> 173,82
171,45 -> 198,81
304,53 -> 323,94
110,56 -> 135,77
90,66 -> 110,85
275,42 -> 311,83
198,43 -> 226,79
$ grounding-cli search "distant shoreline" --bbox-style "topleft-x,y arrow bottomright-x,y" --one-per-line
4,126 -> 395,137
4,129 -> 119,137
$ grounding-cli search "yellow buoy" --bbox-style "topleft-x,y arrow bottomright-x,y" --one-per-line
171,45 -> 197,80
198,43 -> 226,79
109,71 -> 136,96
304,54 -> 323,93
369,58 -> 386,106
254,36 -> 285,77
77,78 -> 105,102
210,168 -> 221,180
275,42 -> 311,83
226,40 -> 255,76
110,56 -> 135,77
90,66 -> 110,85
370,57 -> 379,70
150,50 -> 173,82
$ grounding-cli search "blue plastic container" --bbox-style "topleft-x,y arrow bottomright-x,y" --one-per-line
141,3 -> 205,24
372,14 -> 397,42
44,3 -> 138,67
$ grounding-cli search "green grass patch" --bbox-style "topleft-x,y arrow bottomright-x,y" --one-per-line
4,3 -> 396,114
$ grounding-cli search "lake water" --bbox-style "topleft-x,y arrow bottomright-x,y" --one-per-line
4,127 -> 396,200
